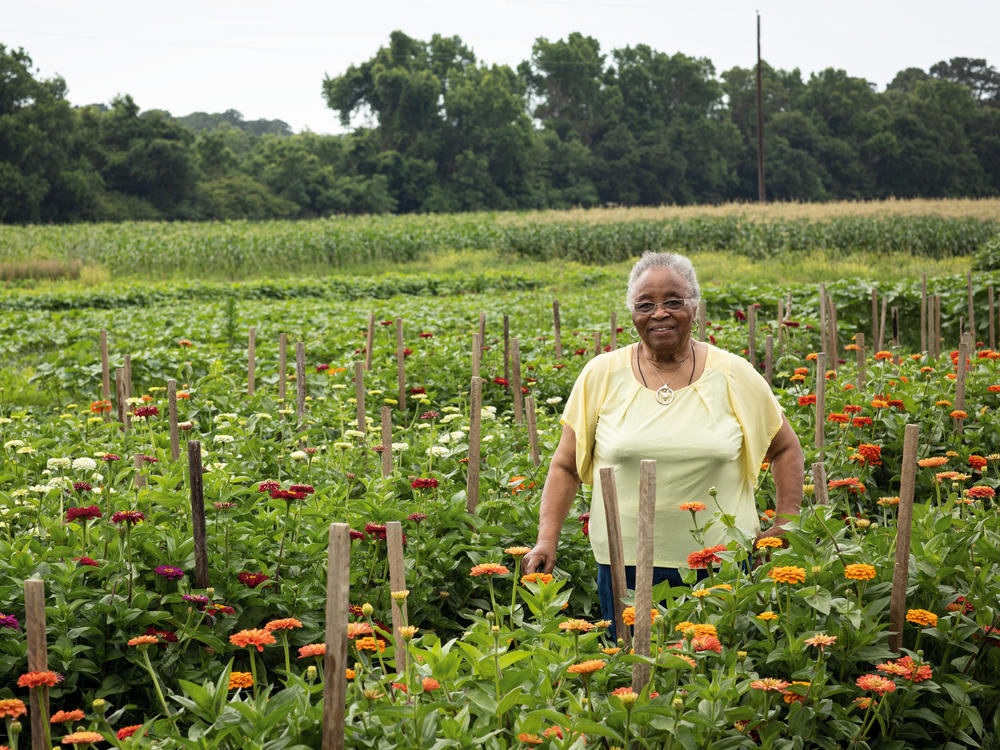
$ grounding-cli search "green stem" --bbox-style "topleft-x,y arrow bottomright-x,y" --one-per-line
142,649 -> 174,722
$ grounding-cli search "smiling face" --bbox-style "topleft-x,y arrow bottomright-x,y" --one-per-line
631,267 -> 694,357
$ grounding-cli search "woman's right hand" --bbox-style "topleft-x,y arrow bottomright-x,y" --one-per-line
522,543 -> 557,575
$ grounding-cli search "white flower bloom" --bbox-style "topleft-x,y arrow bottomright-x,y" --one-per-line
72,457 -> 97,472
384,398 -> 398,405
254,413 -> 272,420
333,442 -> 353,450
426,445 -> 449,457
415,423 -> 431,430
442,406 -> 460,413
368,389 -> 384,395
4,440 -> 25,449
449,430 -> 465,441
483,434 -> 495,442
91,472 -> 104,482
0,417 -> 12,424
278,408 -> 294,415
546,396 -> 563,405
412,393 -> 429,400
344,429 -> 365,438
331,384 -> 347,390
290,450 -> 308,461
213,434 -> 235,444
214,413 -> 238,423
126,397 -> 144,406
30,484 -> 50,493
47,457 -> 71,470
47,476 -> 72,490
438,432 -> 451,444
88,417 -> 104,424
391,442 -> 409,451
10,488 -> 29,497
480,409 -> 496,420
441,413 -> 463,423
178,421 -> 194,430
17,446 -> 36,454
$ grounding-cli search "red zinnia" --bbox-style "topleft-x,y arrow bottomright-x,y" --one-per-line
687,544 -> 727,569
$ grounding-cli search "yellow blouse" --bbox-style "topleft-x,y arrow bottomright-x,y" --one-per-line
561,343 -> 783,568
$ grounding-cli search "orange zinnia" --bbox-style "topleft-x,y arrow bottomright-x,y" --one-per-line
0,698 -> 27,718
298,643 -> 326,658
905,609 -> 938,627
17,670 -> 62,688
750,677 -> 790,692
50,709 -> 86,723
229,628 -> 276,652
679,502 -> 706,512
558,619 -> 595,632
127,635 -> 159,647
856,674 -> 896,694
347,622 -> 372,638
265,617 -> 303,632
917,456 -> 948,468
567,659 -> 605,675
521,572 -> 554,584
768,566 -> 806,584
354,636 -> 387,652
622,606 -> 659,626
61,731 -> 105,745
470,563 -> 509,576
755,537 -> 783,549
844,564 -> 877,581
228,671 -> 253,689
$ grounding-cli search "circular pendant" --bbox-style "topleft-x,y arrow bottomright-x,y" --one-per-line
655,385 -> 675,406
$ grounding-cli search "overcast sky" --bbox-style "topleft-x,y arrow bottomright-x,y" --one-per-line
6,0 -> 998,134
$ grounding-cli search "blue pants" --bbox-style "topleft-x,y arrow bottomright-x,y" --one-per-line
596,563 -> 706,642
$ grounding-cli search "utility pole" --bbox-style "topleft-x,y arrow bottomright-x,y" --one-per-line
756,11 -> 766,203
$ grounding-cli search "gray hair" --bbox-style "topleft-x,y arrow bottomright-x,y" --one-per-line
625,252 -> 701,312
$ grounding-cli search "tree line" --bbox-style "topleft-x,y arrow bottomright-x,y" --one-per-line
1,33 -> 999,223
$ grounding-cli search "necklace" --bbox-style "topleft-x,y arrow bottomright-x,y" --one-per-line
637,342 -> 696,406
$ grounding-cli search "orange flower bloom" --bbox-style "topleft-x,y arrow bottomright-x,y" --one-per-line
354,636 -> 386,652
844,564 -> 876,581
347,622 -> 372,638
874,350 -> 893,360
755,537 -> 783,549
750,677 -> 790,691
127,635 -> 159,647
906,609 -> 938,627
518,733 -> 545,745
674,622 -> 717,638
265,618 -> 303,632
422,677 -> 441,692
298,643 -> 326,658
783,680 -> 811,704
229,628 -> 276,652
558,619 -> 595,632
679,501 -> 706,512
505,546 -> 531,556
856,444 -> 882,466
756,611 -> 778,621
567,659 -> 606,675
17,670 -> 62,688
870,398 -> 889,408
967,485 -> 996,499
768,566 -> 806,584
601,646 -> 622,655
50,709 -> 86,723
520,572 -> 554,584
228,671 -> 253,689
622,606 -> 660,626
950,410 -> 968,419
856,674 -> 896,694
876,655 -> 932,683
470,563 -> 509,576
345,668 -> 356,679
917,456 -> 948,468
803,633 -> 837,649
805,353 -> 818,361
968,454 -> 987,470
827,412 -> 849,424
61,731 -> 105,745
0,698 -> 27,718
793,367 -> 810,375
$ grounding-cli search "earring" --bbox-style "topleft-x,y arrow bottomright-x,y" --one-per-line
629,326 -> 639,340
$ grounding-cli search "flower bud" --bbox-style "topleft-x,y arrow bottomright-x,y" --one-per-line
10,720 -> 22,735
92,698 -> 107,714
361,603 -> 374,617
305,665 -> 318,681
737,650 -> 748,658
708,487 -> 717,498
390,589 -> 410,602
672,697 -> 684,710
491,625 -> 501,634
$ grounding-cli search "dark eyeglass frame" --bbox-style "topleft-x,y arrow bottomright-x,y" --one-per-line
633,298 -> 690,314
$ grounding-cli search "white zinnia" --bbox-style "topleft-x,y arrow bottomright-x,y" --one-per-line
72,457 -> 97,472
213,434 -> 235,444
47,457 -> 71,470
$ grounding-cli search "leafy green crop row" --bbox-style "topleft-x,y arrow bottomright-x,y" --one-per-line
1,214 -> 996,280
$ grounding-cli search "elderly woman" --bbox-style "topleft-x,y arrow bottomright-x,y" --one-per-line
523,252 -> 803,623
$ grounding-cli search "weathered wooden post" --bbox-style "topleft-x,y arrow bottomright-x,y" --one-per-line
814,352 -> 827,462
920,275 -> 928,353
478,312 -> 487,356
386,521 -> 408,672
812,462 -> 829,506
878,299 -> 888,352
511,338 -> 525,425
525,395 -> 540,467
354,363 -> 366,435
25,578 -> 48,750
871,289 -> 879,350
188,440 -> 209,588
747,305 -> 757,368
278,333 -> 288,401
471,332 -> 481,379
818,286 -> 827,358
247,327 -> 256,396
553,300 -> 562,358
115,368 -> 130,431
365,314 -> 375,372
593,331 -> 602,358
395,319 -> 407,412
888,424 -> 920,653
466,377 -> 483,513
599,468 -> 631,651
167,378 -> 180,461
934,295 -> 942,359
296,342 -> 307,429
503,314 -> 511,383
123,354 -> 133,401
380,406 -> 393,477
827,295 -> 840,367
764,334 -> 774,386
698,299 -> 707,343
134,454 -> 146,490
967,270 -> 975,339
989,286 -> 996,351
610,312 -> 618,350
321,524 -> 350,750
100,329 -> 111,410
891,307 -> 900,349
631,459 -> 656,692
954,334 -> 970,434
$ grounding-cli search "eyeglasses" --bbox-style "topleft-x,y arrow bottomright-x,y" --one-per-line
634,299 -> 690,314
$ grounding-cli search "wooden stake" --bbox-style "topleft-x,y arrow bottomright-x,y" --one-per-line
167,378 -> 179,461
777,298 -> 784,326
920,275 -> 927,353
871,289 -> 879,349
395,319 -> 406,412
553,300 -> 562,358
818,285 -> 827,356
878,299 -> 888,352
123,353 -> 133,401
365,314 -> 375,372
814,353 -> 826,461
511,338 -> 524,424
888,424 -> 920,654
967,270 -> 975,338
247,327 -> 256,396
812,462 -> 829,506
471,333 -> 481,379
698,298 -> 707,343
354,363 -> 366,435
954,336 -> 970,434
188,440 -> 209,588
828,294 -> 839,367
386,521 -> 408,672
296,342 -> 307,429
525,395 -> 540,467
854,333 -> 866,392
764,334 -> 774,386
599,468 -> 631,650
115,368 -> 130,431
593,331 -> 602,358
321,523 -> 350,750
478,312 -> 487,355
934,295 -> 942,359
610,312 -> 618,350
747,305 -> 757,368
891,307 -> 899,349
466,377 -> 483,513
25,578 -> 48,750
134,454 -> 146,490
503,315 -> 511,382
100,329 -> 111,400
279,333 -> 287,401
631,459 -> 656,692
380,406 -> 393,477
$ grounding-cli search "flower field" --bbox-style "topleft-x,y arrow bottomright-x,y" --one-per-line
1,267 -> 1000,749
